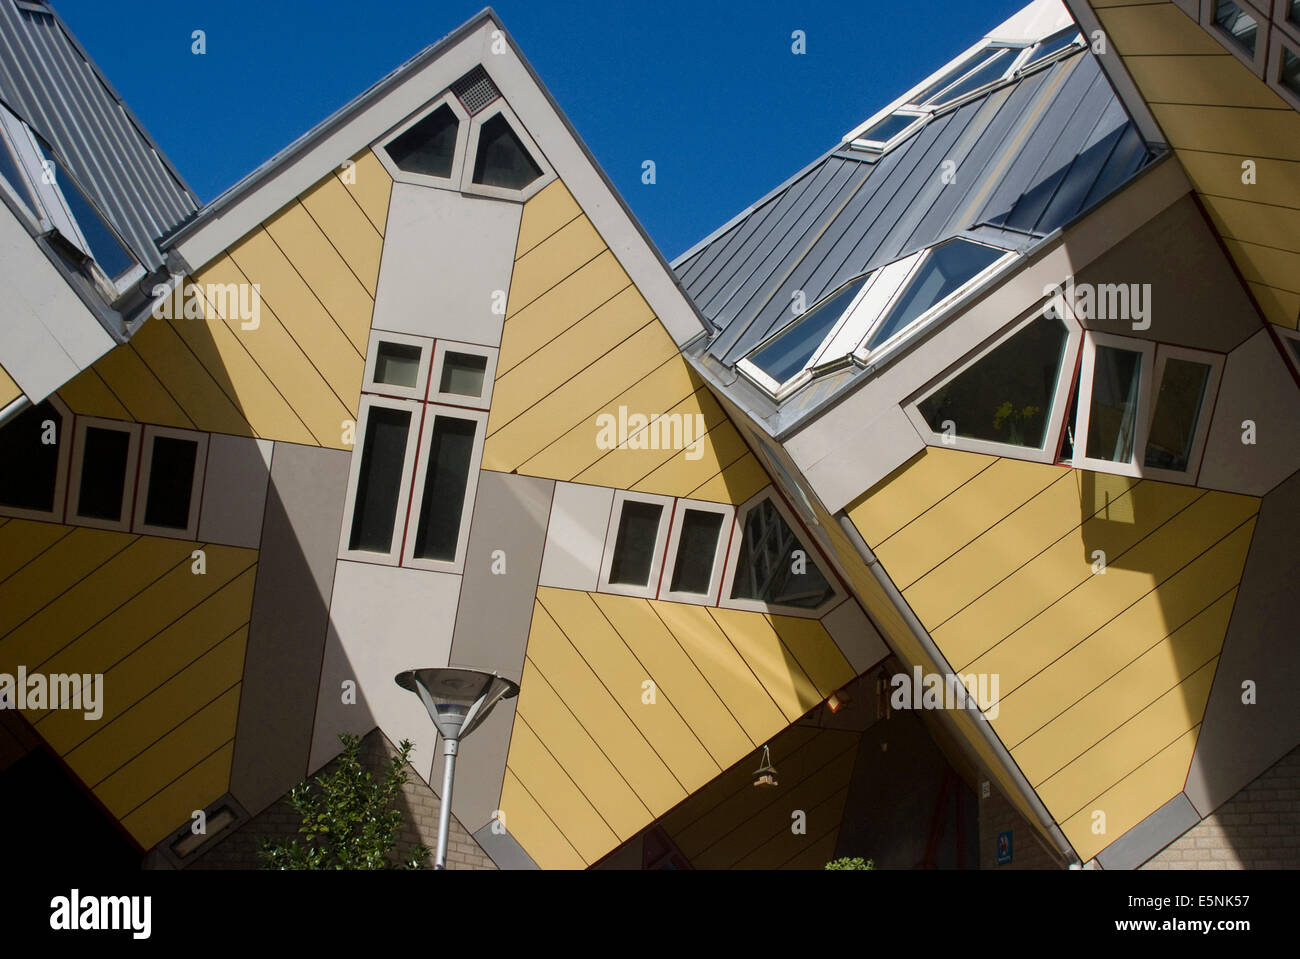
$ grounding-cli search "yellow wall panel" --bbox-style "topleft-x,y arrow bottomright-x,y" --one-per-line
1202,194 -> 1300,253
507,215 -> 607,313
57,368 -> 134,422
128,319 -> 250,436
631,419 -> 749,499
514,656 -> 652,838
1177,151 -> 1300,210
708,606 -> 821,722
589,593 -> 753,764
765,614 -> 854,697
1224,239 -> 1300,297
690,452 -> 770,505
1123,53 -> 1289,109
506,716 -> 621,862
299,175 -> 384,295
120,740 -> 235,849
514,178 -> 581,257
1247,282 -> 1299,329
1096,5 -> 1230,56
1151,103 -> 1300,163
0,361 -> 18,408
498,768 -> 586,870
846,447 -> 992,547
92,343 -> 194,429
0,519 -> 72,584
731,783 -> 853,870
345,150 -> 393,235
0,527 -> 133,638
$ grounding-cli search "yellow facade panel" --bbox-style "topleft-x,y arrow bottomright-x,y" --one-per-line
344,150 -> 393,235
1122,53 -> 1289,110
298,175 -> 384,295
93,343 -> 194,429
514,656 -> 653,838
504,716 -> 621,862
631,419 -> 749,499
1095,5 -> 1232,56
1224,239 -> 1300,296
0,527 -> 133,639
846,447 -> 992,547
1247,282 -> 1300,329
708,606 -> 822,722
0,361 -> 21,408
690,453 -> 770,505
0,519 -> 72,584
731,782 -> 854,870
514,179 -> 581,257
57,368 -> 133,421
1177,150 -> 1300,210
498,768 -> 586,870
127,318 -> 250,436
1152,103 -> 1300,163
507,215 -> 607,313
120,740 -> 235,849
765,614 -> 855,697
1201,194 -> 1300,253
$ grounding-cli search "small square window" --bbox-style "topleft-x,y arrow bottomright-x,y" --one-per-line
439,351 -> 487,397
430,341 -> 497,409
598,492 -> 673,598
1281,45 -> 1300,97
374,341 -> 423,389
363,331 -> 431,399
134,426 -> 208,538
661,500 -> 735,604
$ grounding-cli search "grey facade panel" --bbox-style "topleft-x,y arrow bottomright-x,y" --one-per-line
0,2 -> 198,267
472,817 -> 540,870
229,443 -> 352,817
1095,792 -> 1201,871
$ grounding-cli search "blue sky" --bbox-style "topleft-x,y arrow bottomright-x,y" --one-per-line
56,0 -> 1029,260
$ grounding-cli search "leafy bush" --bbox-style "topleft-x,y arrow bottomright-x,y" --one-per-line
824,856 -> 875,870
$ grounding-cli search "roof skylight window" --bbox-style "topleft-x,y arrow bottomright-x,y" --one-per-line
746,275 -> 871,385
1021,30 -> 1083,69
912,47 -> 1007,104
926,48 -> 1015,107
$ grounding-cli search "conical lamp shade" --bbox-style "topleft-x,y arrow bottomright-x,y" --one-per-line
395,667 -> 519,742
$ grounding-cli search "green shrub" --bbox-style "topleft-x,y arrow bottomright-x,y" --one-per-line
824,856 -> 875,870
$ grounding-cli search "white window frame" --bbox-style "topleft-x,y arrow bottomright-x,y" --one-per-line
851,109 -> 929,153
1069,332 -> 1157,478
919,43 -> 1025,110
460,101 -> 555,202
1201,0 -> 1271,73
363,329 -> 433,400
0,394 -> 72,523
1014,28 -> 1085,75
718,489 -> 843,620
659,499 -> 736,606
808,254 -> 921,368
903,305 -> 1084,463
133,425 -> 209,539
1139,344 -> 1225,485
338,396 -> 424,565
598,490 -> 675,599
429,340 -> 498,410
67,417 -> 141,532
1268,29 -> 1300,111
374,92 -> 472,190
400,404 -> 489,574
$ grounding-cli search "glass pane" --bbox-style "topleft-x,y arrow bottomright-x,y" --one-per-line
143,436 -> 198,529
918,314 -> 1068,449
373,341 -> 421,389
867,239 -> 1004,349
35,143 -> 136,280
472,114 -> 542,190
0,400 -> 61,512
412,416 -> 476,562
1282,47 -> 1300,99
730,499 -> 833,609
348,407 -> 411,552
0,135 -> 36,215
386,104 -> 459,178
608,501 -> 663,586
1291,0 -> 1300,26
861,113 -> 918,144
1288,337 -> 1300,365
928,49 -> 1012,105
439,351 -> 488,397
669,509 -> 725,594
748,276 -> 870,385
1024,31 -> 1080,66
77,427 -> 130,521
1144,358 -> 1211,473
913,47 -> 1003,104
1085,345 -> 1144,463
1213,1 -> 1257,56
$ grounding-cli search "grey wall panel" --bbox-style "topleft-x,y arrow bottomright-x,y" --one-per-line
821,598 -> 890,675
473,815 -> 540,870
229,442 -> 351,816
1184,467 -> 1300,816
198,434 -> 273,548
539,481 -> 615,593
1074,196 -> 1261,353
1095,792 -> 1201,870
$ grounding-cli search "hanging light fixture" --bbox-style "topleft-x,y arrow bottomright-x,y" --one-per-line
752,743 -> 778,787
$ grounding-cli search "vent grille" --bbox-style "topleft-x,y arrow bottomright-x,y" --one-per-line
452,66 -> 500,115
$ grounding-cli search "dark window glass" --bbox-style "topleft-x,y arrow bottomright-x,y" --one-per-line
730,499 -> 833,609
348,407 -> 411,552
861,113 -> 918,144
34,143 -> 135,280
608,501 -> 664,586
386,104 -> 459,178
77,427 -> 130,521
748,276 -> 870,384
1288,337 -> 1300,366
1213,0 -> 1257,56
669,509 -> 725,594
1281,47 -> 1300,99
1291,0 -> 1300,26
0,135 -> 36,215
1144,358 -> 1211,473
412,416 -> 476,562
1024,31 -> 1081,67
439,352 -> 488,397
867,239 -> 1004,350
472,114 -> 542,190
928,49 -> 1012,105
0,400 -> 61,512
373,341 -> 422,389
1086,346 -> 1144,463
918,314 -> 1068,449
143,435 -> 198,529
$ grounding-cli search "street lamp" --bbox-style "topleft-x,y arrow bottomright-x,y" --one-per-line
395,667 -> 519,870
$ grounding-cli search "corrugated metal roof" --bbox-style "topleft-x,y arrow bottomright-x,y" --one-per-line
676,48 -> 1153,368
0,0 -> 199,268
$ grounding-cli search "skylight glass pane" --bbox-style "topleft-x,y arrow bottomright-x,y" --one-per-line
861,112 -> 917,144
913,47 -> 1003,104
386,104 -> 458,178
473,113 -> 542,190
1281,47 -> 1300,98
1213,0 -> 1257,56
1086,346 -> 1143,463
1024,31 -> 1081,66
0,136 -> 35,215
34,142 -> 136,280
747,276 -> 870,385
918,314 -> 1068,449
1144,358 -> 1211,473
867,239 -> 1003,349
927,49 -> 1012,106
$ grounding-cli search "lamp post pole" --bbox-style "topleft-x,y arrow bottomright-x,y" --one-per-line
435,738 -> 457,869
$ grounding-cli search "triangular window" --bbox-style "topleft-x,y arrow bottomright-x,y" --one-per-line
730,497 -> 833,610
385,104 -> 459,179
865,238 -> 1004,350
746,276 -> 870,386
472,113 -> 542,190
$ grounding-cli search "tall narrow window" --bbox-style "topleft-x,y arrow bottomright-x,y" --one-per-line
76,427 -> 131,522
472,113 -> 542,190
608,501 -> 665,587
668,509 -> 725,595
411,416 -> 476,562
1144,358 -> 1212,473
729,498 -> 833,610
1085,345 -> 1144,464
439,352 -> 488,397
385,104 -> 460,179
0,400 -> 63,515
349,406 -> 412,553
142,435 -> 199,530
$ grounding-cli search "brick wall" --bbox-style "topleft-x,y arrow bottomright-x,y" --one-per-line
979,782 -> 1065,870
184,728 -> 496,870
1142,744 -> 1300,870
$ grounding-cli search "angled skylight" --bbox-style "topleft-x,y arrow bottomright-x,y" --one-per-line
1021,29 -> 1083,70
746,275 -> 871,385
925,48 -> 1015,107
912,46 -> 1008,105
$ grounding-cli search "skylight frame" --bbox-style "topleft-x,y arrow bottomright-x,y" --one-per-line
850,108 -> 930,154
1014,27 -> 1086,75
